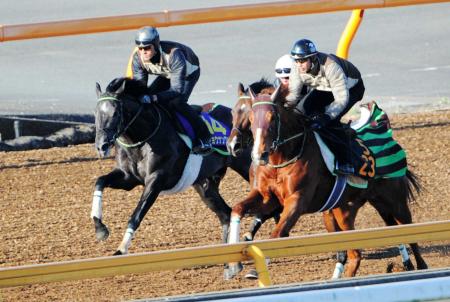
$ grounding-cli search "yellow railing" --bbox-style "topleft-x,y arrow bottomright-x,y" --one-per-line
1,220 -> 449,288
1,0 -> 449,42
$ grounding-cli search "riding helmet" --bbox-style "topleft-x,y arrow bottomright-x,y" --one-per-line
275,54 -> 293,78
290,39 -> 318,60
135,26 -> 160,48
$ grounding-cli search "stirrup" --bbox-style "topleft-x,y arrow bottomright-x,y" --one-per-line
335,163 -> 355,175
192,139 -> 213,156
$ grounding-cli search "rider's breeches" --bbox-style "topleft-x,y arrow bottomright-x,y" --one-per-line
169,97 -> 211,142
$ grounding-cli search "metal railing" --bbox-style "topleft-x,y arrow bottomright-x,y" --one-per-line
1,220 -> 449,288
1,0 -> 449,42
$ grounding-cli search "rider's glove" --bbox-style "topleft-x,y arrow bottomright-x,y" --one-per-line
140,94 -> 157,104
310,114 -> 331,130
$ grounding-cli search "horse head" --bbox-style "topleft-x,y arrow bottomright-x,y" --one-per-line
227,83 -> 253,156
94,77 -> 145,157
248,85 -> 282,165
227,79 -> 276,157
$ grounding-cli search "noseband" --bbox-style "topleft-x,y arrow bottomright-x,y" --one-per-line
97,95 -> 161,148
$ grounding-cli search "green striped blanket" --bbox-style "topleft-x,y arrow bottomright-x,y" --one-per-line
355,102 -> 407,178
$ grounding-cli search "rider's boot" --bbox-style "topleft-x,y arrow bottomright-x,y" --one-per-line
334,137 -> 355,175
335,162 -> 355,175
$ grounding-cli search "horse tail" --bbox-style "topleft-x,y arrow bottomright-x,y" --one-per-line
405,169 -> 422,202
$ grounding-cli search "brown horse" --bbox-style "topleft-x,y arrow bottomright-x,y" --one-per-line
227,81 -> 357,279
225,85 -> 428,279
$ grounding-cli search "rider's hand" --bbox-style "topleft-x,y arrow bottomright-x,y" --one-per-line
310,114 -> 331,130
140,94 -> 157,104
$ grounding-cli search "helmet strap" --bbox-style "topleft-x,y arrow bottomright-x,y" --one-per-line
309,56 -> 320,75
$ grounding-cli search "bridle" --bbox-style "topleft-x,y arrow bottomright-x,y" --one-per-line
96,95 -> 162,148
251,100 -> 307,168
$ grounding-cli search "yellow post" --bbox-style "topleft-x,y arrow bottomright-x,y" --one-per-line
336,9 -> 364,59
245,245 -> 272,287
126,47 -> 138,78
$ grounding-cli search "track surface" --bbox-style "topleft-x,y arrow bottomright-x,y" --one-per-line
0,110 -> 449,301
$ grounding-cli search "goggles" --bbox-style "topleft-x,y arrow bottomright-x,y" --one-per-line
138,45 -> 153,51
275,68 -> 291,74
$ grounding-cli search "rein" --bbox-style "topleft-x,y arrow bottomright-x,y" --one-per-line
97,96 -> 162,148
252,100 -> 307,169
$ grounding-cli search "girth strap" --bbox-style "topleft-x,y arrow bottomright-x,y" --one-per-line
318,175 -> 347,212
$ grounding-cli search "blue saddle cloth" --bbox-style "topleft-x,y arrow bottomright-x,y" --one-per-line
174,110 -> 230,155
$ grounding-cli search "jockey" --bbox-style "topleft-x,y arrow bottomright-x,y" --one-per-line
129,26 -> 212,155
285,39 -> 365,175
274,54 -> 293,88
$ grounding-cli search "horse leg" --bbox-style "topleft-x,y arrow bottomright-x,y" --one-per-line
322,210 -> 347,279
269,193 -> 305,238
243,206 -> 281,280
91,169 -> 139,241
193,176 -> 231,243
225,190 -> 279,280
243,205 -> 281,241
331,205 -> 362,277
369,199 -> 428,271
114,173 -> 163,255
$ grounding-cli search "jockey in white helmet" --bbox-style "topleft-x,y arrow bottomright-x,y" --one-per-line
275,54 -> 294,87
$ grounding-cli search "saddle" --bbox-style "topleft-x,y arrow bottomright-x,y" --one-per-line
316,101 -> 407,180
172,104 -> 231,155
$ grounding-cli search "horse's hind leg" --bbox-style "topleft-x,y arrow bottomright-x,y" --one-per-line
369,198 -> 428,270
331,205 -> 362,277
92,169 -> 139,241
193,175 -> 231,243
367,205 -> 415,271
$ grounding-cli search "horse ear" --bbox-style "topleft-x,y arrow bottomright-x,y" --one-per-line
115,78 -> 127,95
238,83 -> 246,96
248,86 -> 257,100
96,82 -> 102,98
270,85 -> 281,103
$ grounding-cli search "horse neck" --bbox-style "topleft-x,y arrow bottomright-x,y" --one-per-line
271,104 -> 308,160
120,100 -> 165,143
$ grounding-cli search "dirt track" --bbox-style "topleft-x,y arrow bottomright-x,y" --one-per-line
1,110 -> 449,302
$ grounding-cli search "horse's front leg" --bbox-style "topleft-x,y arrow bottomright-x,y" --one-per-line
225,190 -> 279,280
193,176 -> 231,244
91,169 -> 139,241
270,193 -> 304,238
114,173 -> 164,255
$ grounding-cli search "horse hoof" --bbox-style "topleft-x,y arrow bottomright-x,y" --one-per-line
403,259 -> 415,271
245,269 -> 258,280
243,232 -> 253,241
95,225 -> 110,241
113,250 -> 123,256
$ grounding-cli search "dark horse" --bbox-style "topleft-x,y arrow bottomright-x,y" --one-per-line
225,85 -> 428,279
92,77 -> 255,255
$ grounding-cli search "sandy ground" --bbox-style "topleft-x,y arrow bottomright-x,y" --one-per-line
0,110 -> 449,302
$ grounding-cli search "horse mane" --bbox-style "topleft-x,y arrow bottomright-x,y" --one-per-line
248,77 -> 274,94
106,77 -> 148,98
